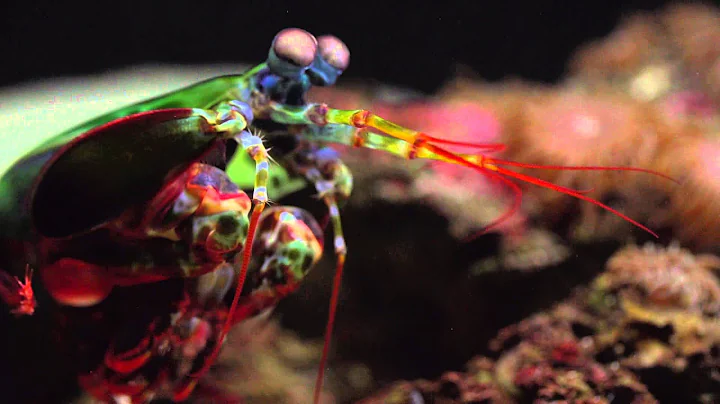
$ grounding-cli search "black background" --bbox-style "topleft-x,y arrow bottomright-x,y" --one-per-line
1,0 -> 676,92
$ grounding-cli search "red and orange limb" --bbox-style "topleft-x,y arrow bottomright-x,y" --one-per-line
0,265 -> 36,316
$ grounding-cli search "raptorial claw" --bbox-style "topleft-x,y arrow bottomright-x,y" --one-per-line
196,210 -> 248,256
137,163 -> 252,271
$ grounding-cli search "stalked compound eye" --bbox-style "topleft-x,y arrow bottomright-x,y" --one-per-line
267,28 -> 318,79
317,35 -> 350,71
307,34 -> 350,87
274,28 -> 318,66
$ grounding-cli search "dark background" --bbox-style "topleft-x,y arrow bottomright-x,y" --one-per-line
1,0 -> 678,93
0,0 -> 708,402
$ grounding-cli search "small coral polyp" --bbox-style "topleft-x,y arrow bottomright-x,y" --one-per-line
604,243 -> 720,312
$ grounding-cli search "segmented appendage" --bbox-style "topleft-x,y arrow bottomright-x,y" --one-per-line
0,265 -> 35,316
308,105 -> 676,238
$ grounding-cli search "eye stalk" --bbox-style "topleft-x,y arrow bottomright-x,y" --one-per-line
307,35 -> 350,86
268,28 -> 318,79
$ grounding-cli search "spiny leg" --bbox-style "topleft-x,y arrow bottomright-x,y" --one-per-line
282,145 -> 350,403
190,120 -> 272,381
313,194 -> 346,404
241,35 -> 354,397
133,99 -> 258,270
